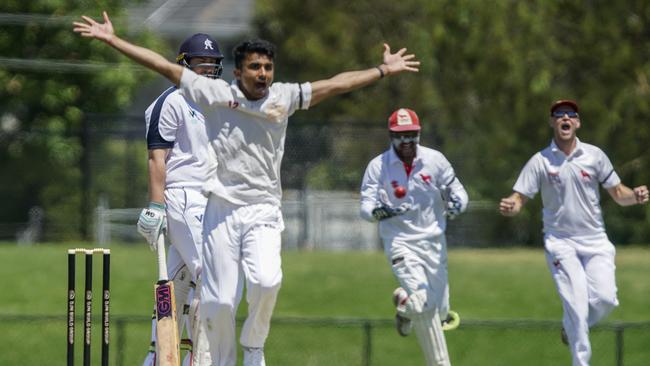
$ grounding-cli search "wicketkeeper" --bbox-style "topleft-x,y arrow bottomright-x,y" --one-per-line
360,108 -> 467,366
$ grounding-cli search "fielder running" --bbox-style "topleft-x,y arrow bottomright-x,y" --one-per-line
360,108 -> 467,366
499,100 -> 649,366
74,12 -> 420,366
136,33 -> 224,365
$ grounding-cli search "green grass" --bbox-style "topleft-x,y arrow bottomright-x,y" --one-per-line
1,243 -> 649,365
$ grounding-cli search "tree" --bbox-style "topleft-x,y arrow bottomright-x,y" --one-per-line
254,0 -> 650,245
0,2 -> 164,240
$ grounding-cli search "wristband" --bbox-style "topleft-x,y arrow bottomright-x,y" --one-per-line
375,65 -> 385,79
148,201 -> 166,210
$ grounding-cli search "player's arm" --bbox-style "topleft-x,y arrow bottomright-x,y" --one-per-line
148,149 -> 169,205
137,148 -> 170,249
73,11 -> 183,85
606,183 -> 649,206
359,161 -> 381,222
499,191 -> 529,217
310,43 -> 420,107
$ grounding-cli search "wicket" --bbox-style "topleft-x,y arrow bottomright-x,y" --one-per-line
67,248 -> 110,366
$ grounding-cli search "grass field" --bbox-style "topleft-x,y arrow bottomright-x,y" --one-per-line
1,243 -> 649,365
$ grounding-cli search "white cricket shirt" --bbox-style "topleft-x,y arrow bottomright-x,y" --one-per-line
179,69 -> 312,206
145,87 -> 211,189
360,145 -> 464,241
513,138 -> 621,237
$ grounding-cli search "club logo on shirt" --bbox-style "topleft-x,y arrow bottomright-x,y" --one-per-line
553,259 -> 561,269
420,174 -> 432,185
580,170 -> 591,182
548,171 -> 561,185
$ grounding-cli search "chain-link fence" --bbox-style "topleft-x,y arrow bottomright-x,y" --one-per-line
75,112 -> 533,249
2,314 -> 649,365
6,112 -> 636,246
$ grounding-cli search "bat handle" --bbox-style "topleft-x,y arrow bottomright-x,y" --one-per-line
157,233 -> 168,282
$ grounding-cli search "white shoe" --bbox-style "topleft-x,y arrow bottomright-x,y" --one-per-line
392,287 -> 412,337
243,347 -> 266,366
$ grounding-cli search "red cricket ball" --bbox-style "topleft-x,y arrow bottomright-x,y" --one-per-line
394,186 -> 406,198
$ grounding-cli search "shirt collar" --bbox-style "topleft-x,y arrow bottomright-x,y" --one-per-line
387,144 -> 419,166
230,79 -> 269,102
550,137 -> 583,157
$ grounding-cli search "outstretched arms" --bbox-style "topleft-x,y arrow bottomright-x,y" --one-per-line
310,44 -> 420,107
73,12 -> 183,85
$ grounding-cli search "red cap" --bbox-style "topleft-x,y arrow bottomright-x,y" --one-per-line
550,99 -> 579,113
388,108 -> 421,132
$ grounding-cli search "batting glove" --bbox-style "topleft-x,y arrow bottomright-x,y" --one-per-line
137,202 -> 166,250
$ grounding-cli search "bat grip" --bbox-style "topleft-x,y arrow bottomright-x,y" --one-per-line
157,233 -> 168,281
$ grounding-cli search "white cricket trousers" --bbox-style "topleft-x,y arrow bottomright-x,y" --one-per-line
165,187 -> 207,278
544,233 -> 618,366
385,234 -> 451,366
199,195 -> 283,366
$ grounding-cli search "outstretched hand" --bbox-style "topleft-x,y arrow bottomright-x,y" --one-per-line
382,43 -> 420,75
73,11 -> 114,43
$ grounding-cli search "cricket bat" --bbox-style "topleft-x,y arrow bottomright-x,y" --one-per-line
155,233 -> 180,366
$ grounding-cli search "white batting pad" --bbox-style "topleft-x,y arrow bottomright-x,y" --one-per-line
413,311 -> 450,366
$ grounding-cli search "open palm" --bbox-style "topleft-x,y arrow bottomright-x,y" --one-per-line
382,43 -> 420,74
73,11 -> 114,43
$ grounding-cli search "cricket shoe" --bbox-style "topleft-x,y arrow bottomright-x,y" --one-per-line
441,310 -> 460,331
392,287 -> 412,337
243,346 -> 266,366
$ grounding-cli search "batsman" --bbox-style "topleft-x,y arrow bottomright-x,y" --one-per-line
360,108 -> 467,366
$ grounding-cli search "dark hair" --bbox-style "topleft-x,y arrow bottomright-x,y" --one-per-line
233,39 -> 276,69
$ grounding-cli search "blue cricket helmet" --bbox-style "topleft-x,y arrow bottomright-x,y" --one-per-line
176,33 -> 224,79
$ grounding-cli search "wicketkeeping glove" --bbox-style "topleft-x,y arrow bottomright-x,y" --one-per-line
136,202 -> 167,250
440,185 -> 463,220
372,204 -> 410,221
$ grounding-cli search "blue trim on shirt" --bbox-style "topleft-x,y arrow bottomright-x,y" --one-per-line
147,87 -> 177,149
600,169 -> 615,185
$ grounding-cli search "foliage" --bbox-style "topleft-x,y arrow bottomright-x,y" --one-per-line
0,2 -> 164,239
255,0 -> 650,244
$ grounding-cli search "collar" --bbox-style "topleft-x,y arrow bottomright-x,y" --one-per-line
550,137 -> 583,157
387,144 -> 419,166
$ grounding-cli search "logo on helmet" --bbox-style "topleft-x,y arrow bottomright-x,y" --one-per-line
204,39 -> 214,50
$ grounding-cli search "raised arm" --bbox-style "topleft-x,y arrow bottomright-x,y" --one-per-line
73,11 -> 183,85
606,183 -> 649,206
310,43 -> 420,107
499,191 -> 529,217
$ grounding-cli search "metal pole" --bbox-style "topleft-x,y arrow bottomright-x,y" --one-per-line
615,325 -> 624,366
363,321 -> 372,366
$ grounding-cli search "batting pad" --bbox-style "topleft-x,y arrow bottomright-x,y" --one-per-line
413,311 -> 450,366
